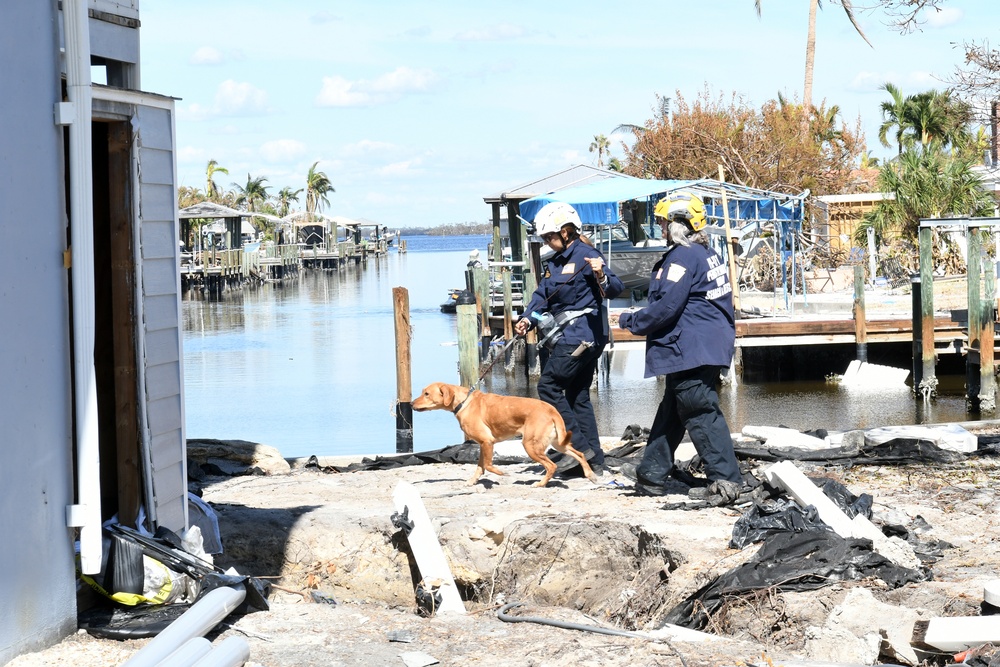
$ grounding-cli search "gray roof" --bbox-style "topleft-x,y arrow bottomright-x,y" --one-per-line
179,202 -> 246,219
483,164 -> 635,204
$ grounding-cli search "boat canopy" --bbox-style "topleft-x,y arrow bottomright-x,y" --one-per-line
518,177 -> 806,228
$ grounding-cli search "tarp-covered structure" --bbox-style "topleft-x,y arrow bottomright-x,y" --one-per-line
518,175 -> 810,305
518,176 -> 806,230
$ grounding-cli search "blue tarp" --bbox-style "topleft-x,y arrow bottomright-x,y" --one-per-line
518,177 -> 805,227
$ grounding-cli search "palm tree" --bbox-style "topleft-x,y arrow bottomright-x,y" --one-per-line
879,84 -> 972,154
878,82 -> 911,155
231,173 -> 271,214
276,186 -> 303,218
589,134 -> 610,167
754,0 -> 872,114
305,161 -> 335,217
206,159 -> 229,201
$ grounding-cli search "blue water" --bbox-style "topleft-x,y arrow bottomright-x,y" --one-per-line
182,234 -> 973,459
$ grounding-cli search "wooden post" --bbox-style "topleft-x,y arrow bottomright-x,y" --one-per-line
502,269 -> 514,367
457,300 -> 479,388
911,273 -> 923,389
980,227 -> 997,412
918,226 -> 937,398
717,165 -> 742,315
393,287 -> 413,453
853,265 -> 867,363
472,267 -> 491,361
967,226 -> 982,410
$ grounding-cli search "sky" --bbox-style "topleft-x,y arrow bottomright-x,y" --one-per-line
134,0 -> 995,229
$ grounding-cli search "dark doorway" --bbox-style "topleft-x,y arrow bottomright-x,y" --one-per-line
91,120 -> 143,528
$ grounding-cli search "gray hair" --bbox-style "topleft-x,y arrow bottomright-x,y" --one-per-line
666,221 -> 709,248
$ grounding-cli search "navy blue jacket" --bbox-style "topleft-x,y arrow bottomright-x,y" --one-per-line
618,242 -> 734,377
521,240 -> 624,347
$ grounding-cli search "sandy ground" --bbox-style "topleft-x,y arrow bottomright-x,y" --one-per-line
8,431 -> 1000,667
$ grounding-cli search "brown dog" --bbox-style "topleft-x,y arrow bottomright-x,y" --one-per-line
412,382 -> 597,487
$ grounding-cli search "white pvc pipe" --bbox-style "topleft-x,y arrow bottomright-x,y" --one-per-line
63,0 -> 103,574
189,636 -> 251,667
153,637 -> 211,667
121,586 -> 247,667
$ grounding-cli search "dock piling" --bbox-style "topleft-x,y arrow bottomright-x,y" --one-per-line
457,294 -> 479,388
980,228 -> 997,412
853,265 -> 867,363
917,227 -> 937,398
393,287 -> 413,453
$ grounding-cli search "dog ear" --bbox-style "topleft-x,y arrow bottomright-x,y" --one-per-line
439,384 -> 454,407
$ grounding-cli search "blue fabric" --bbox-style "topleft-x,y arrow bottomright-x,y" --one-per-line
519,178 -> 689,225
519,178 -> 805,227
617,243 -> 735,377
520,240 -> 624,347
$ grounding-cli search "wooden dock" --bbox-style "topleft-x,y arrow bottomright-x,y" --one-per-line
181,239 -> 393,294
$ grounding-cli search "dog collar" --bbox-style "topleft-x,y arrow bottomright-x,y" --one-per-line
453,387 -> 476,414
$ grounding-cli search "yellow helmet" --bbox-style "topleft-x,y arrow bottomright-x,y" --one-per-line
654,192 -> 707,232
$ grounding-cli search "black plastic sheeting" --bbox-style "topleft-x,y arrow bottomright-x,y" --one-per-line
310,442 -> 531,473
730,477 -> 872,549
734,431 -> 1000,465
664,530 -> 928,630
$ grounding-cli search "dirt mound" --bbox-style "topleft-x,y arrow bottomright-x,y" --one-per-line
10,435 -> 1000,666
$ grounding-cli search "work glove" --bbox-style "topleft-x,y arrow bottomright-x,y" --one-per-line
618,311 -> 632,329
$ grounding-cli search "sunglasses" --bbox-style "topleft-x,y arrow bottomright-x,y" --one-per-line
541,232 -> 559,242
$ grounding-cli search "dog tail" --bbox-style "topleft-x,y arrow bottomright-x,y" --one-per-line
555,418 -> 573,451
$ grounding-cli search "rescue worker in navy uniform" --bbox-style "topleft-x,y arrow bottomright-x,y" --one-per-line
515,202 -> 624,476
617,192 -> 743,502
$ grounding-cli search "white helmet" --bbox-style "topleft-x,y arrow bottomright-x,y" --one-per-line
533,201 -> 582,236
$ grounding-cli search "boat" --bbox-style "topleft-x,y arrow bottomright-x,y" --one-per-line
368,228 -> 397,246
440,288 -> 463,313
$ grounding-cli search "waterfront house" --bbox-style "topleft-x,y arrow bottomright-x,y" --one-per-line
1,1 -> 187,661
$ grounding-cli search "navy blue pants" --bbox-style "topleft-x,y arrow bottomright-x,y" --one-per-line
537,342 -> 604,464
636,365 -> 741,486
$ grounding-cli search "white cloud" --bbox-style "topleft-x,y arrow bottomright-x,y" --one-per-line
454,23 -> 526,41
926,7 -> 963,28
316,75 -> 372,107
179,81 -> 269,120
260,139 -> 307,163
215,80 -> 269,115
310,11 -> 341,24
177,146 -> 207,164
377,159 -> 423,176
315,67 -> 438,107
341,139 -> 398,156
368,67 -> 436,94
190,46 -> 224,65
848,71 -> 888,93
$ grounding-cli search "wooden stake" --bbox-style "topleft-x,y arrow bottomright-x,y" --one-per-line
393,287 -> 413,453
853,265 -> 867,363
717,166 -> 742,315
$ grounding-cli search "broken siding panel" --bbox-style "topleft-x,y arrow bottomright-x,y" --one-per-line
151,430 -> 184,470
144,329 -> 180,366
140,182 -> 174,225
140,148 -> 173,186
142,257 -> 178,297
136,100 -> 186,534
136,105 -> 173,150
145,362 -> 181,401
149,457 -> 186,529
143,294 -> 179,331
141,218 -> 177,256
146,394 -> 182,438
